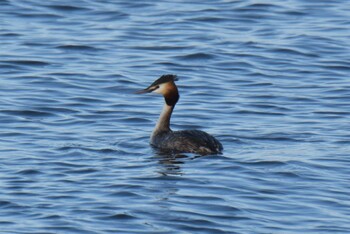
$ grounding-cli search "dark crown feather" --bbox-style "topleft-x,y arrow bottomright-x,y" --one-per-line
150,74 -> 178,87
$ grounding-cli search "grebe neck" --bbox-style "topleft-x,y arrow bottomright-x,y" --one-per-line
154,103 -> 174,133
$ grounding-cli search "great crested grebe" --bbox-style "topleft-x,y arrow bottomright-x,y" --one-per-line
136,74 -> 223,155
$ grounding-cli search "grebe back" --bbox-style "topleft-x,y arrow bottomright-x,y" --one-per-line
136,74 -> 223,155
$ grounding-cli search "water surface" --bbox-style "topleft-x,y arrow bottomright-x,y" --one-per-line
1,0 -> 350,233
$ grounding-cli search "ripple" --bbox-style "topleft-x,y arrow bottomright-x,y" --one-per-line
56,45 -> 101,51
15,12 -> 61,19
44,226 -> 98,234
1,32 -> 22,37
131,45 -> 191,51
2,110 -> 56,118
188,16 -> 231,23
45,5 -> 89,12
16,169 -> 42,176
175,52 -> 215,60
1,60 -> 50,66
99,213 -> 137,220
235,110 -> 285,116
269,48 -> 320,58
0,200 -> 14,208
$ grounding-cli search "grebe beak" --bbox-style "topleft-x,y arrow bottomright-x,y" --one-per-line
135,85 -> 158,94
135,89 -> 151,94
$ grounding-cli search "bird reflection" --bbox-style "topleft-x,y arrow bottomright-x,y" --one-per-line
154,152 -> 187,176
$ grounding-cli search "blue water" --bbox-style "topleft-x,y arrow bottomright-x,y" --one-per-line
1,0 -> 350,233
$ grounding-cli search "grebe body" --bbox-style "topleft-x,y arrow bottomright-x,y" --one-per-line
136,74 -> 223,155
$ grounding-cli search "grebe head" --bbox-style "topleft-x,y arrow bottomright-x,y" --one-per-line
136,74 -> 179,106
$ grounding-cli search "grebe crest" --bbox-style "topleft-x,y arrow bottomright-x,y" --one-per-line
136,74 -> 223,155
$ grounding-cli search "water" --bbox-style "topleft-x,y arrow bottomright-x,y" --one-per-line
1,0 -> 350,233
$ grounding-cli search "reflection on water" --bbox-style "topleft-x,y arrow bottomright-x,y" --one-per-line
1,0 -> 350,233
154,152 -> 187,176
